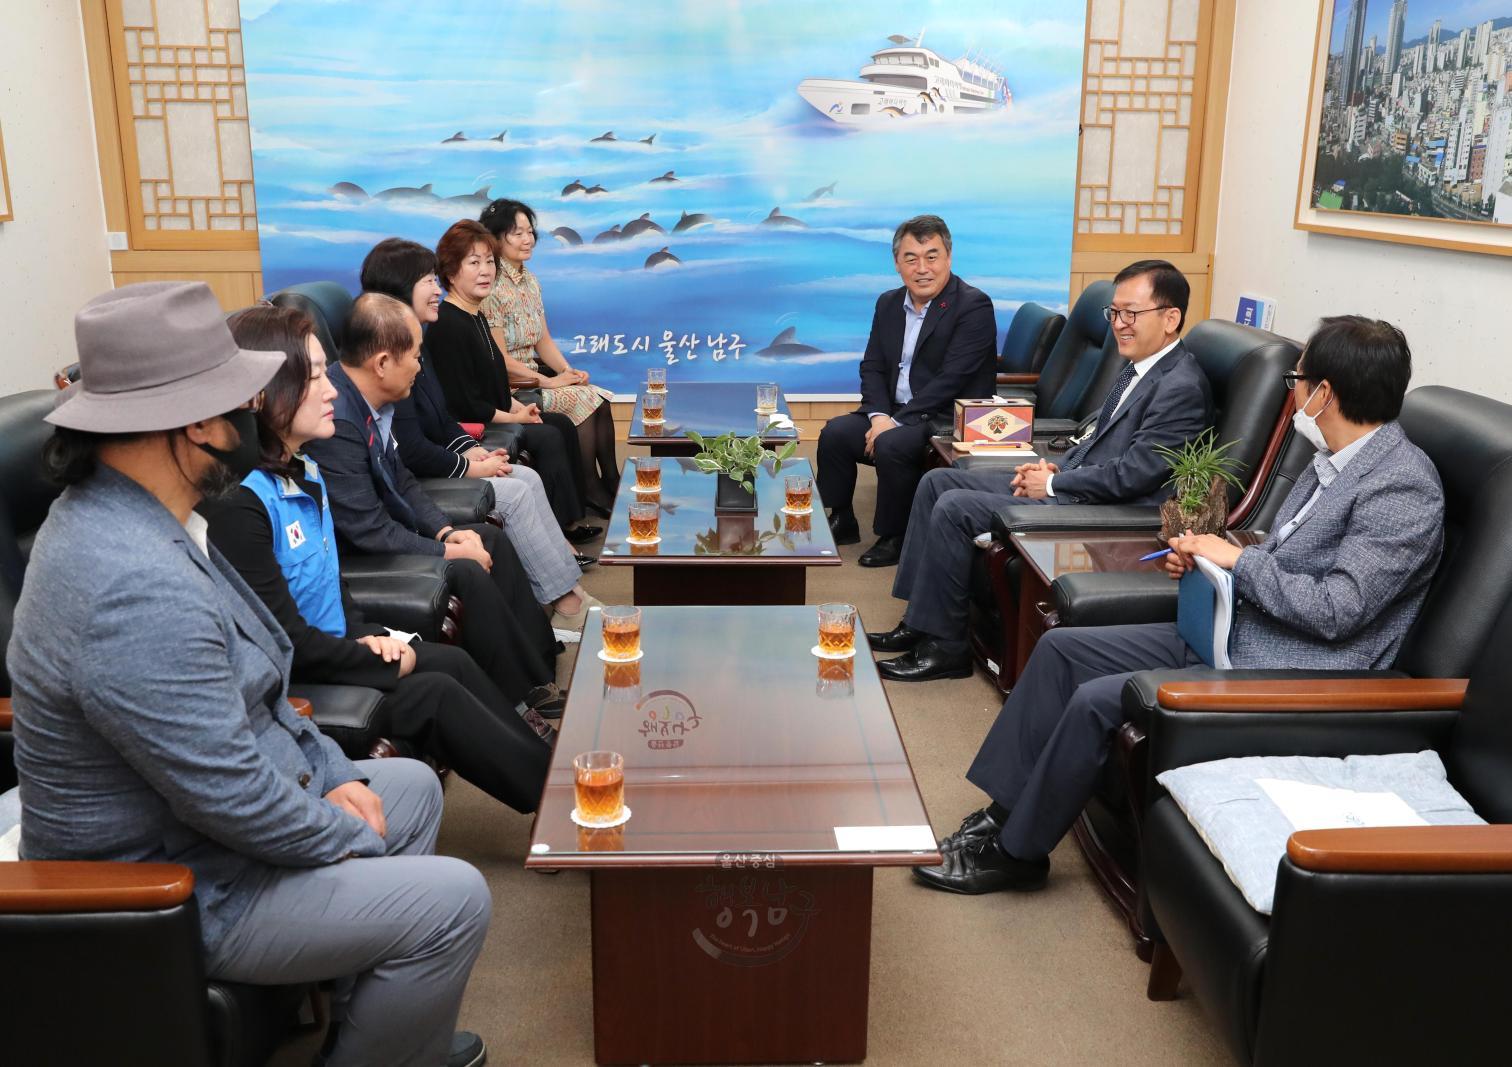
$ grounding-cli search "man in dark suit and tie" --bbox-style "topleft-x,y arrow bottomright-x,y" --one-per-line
910,315 -> 1443,894
817,215 -> 997,567
871,260 -> 1212,681
305,293 -> 561,712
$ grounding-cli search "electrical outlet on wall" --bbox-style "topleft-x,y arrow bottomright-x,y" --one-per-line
107,231 -> 128,251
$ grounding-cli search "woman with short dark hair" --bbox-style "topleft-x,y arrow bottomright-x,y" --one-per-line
480,199 -> 620,513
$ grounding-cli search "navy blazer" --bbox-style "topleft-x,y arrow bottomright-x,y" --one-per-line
304,361 -> 451,558
1051,342 -> 1212,506
856,274 -> 997,425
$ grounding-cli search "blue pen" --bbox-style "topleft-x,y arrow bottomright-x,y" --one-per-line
1138,547 -> 1173,562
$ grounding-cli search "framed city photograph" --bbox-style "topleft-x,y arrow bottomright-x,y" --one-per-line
0,122 -> 12,223
1295,1 -> 1512,256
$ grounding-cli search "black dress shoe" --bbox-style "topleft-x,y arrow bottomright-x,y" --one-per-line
867,621 -> 926,652
565,524 -> 603,545
858,535 -> 903,567
939,806 -> 1005,851
877,639 -> 973,681
574,552 -> 596,569
828,510 -> 860,545
912,836 -> 1049,895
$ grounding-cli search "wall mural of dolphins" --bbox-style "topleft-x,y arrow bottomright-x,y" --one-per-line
246,2 -> 1081,398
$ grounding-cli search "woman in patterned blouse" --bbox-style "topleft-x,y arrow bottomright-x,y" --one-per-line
481,198 -> 620,513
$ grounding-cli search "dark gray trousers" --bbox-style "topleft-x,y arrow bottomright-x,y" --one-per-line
966,623 -> 1200,859
892,466 -> 1045,651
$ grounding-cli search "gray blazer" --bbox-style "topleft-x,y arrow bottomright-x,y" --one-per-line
1051,342 -> 1213,505
8,466 -> 384,952
1231,420 -> 1443,670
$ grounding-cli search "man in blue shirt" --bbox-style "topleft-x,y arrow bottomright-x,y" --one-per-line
816,215 -> 997,566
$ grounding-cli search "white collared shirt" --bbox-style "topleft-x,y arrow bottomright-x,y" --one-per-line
1046,338 -> 1181,497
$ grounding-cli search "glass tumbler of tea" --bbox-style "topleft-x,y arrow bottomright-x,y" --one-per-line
633,455 -> 662,492
601,604 -> 643,660
573,750 -> 625,827
756,382 -> 779,415
628,501 -> 660,543
646,367 -> 667,393
816,603 -> 857,657
641,390 -> 666,424
784,474 -> 812,513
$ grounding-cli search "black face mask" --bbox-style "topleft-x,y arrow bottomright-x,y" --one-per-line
193,407 -> 261,494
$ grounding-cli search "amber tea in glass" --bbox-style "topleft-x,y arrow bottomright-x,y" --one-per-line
784,474 -> 812,512
573,751 -> 625,826
641,390 -> 666,423
628,501 -> 660,543
633,455 -> 662,491
601,605 -> 642,660
645,367 -> 667,393
756,382 -> 779,415
817,603 -> 856,655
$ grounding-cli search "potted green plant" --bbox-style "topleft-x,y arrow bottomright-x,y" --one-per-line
686,424 -> 798,513
1153,429 -> 1246,541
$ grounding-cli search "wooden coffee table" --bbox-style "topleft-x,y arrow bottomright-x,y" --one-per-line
526,605 -> 941,1065
598,458 -> 840,605
628,381 -> 800,456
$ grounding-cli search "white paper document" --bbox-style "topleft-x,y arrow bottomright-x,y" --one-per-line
833,824 -> 937,852
1257,778 -> 1429,832
1194,555 -> 1235,670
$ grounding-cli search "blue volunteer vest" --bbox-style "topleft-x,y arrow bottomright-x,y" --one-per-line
241,458 -> 346,637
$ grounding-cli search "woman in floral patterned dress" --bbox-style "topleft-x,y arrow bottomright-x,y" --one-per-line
481,199 -> 619,513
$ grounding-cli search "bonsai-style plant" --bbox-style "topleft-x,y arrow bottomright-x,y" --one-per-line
1153,429 -> 1246,540
686,424 -> 797,512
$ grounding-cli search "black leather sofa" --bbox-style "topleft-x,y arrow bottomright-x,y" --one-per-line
995,301 -> 1065,382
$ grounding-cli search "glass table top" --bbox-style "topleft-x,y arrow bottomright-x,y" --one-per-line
525,606 -> 939,868
599,458 -> 840,564
628,381 -> 799,443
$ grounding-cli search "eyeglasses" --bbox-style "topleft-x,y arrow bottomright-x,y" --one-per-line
240,390 -> 266,414
1282,372 -> 1313,391
1102,305 -> 1172,326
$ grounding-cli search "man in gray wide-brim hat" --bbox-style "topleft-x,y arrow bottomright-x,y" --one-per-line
9,282 -> 492,1067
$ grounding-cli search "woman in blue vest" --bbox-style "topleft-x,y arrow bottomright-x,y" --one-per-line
202,305 -> 552,813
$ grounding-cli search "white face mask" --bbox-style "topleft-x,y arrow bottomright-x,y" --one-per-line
1291,380 -> 1333,453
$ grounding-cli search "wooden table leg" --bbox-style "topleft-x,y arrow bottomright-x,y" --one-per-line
590,866 -> 873,1065
633,565 -> 806,606
1012,567 -> 1051,683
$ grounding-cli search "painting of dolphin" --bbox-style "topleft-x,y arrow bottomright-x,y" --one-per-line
649,170 -> 679,183
622,212 -> 665,238
760,206 -> 807,228
593,224 -> 623,243
590,131 -> 617,142
805,181 -> 837,201
639,134 -> 656,145
754,327 -> 823,356
561,178 -> 587,196
489,130 -> 507,141
444,185 -> 493,211
441,131 -> 467,143
644,246 -> 682,269
375,183 -> 439,204
550,226 -> 583,246
673,210 -> 714,232
584,184 -> 609,195
330,181 -> 369,201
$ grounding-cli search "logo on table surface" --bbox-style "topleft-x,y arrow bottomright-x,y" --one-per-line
691,873 -> 819,967
637,689 -> 701,750
284,520 -> 306,549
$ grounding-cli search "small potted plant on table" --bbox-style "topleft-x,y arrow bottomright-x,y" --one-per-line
1153,429 -> 1246,541
686,425 -> 798,513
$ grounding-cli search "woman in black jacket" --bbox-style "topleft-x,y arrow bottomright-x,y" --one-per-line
202,304 -> 554,813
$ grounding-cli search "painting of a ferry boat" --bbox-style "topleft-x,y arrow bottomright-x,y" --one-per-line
797,31 -> 1010,125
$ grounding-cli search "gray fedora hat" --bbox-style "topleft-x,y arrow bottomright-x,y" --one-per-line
49,281 -> 286,433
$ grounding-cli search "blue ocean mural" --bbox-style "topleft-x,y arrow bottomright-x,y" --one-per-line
241,1 -> 1085,396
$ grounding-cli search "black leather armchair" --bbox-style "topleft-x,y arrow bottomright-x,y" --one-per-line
995,281 -> 1117,421
266,281 -> 354,360
1087,385 -> 1512,957
1140,594 -> 1512,1066
417,477 -> 496,527
0,391 -> 66,559
968,321 -> 1304,692
995,302 -> 1065,383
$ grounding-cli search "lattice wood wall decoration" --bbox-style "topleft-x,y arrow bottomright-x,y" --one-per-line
105,0 -> 257,250
1075,0 -> 1215,253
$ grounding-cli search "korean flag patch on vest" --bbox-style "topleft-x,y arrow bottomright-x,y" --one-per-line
285,520 -> 307,550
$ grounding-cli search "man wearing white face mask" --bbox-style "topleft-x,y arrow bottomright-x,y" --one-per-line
914,315 -> 1446,896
